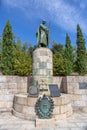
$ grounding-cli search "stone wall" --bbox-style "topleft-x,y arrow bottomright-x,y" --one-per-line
0,76 -> 28,112
0,75 -> 87,112
63,76 -> 87,111
53,76 -> 63,89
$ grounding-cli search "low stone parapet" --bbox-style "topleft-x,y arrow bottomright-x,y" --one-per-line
0,76 -> 28,111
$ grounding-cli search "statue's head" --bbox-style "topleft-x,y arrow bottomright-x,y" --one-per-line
42,20 -> 46,25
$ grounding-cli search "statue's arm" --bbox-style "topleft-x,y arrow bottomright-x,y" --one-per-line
39,24 -> 47,32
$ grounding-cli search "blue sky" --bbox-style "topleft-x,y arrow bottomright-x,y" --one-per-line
0,0 -> 87,48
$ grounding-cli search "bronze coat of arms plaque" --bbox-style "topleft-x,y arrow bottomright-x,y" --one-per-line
35,95 -> 54,118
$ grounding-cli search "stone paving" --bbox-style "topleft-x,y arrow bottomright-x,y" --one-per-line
0,111 -> 87,130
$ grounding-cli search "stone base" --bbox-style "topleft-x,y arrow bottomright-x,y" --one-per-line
13,93 -> 73,121
36,118 -> 56,127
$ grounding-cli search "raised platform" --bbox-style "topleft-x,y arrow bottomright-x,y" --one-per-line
13,93 -> 73,123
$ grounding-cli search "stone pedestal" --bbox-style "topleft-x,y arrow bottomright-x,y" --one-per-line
13,93 -> 73,122
33,48 -> 53,85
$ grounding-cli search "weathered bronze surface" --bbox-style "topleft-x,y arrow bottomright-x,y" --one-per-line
36,20 -> 49,47
35,95 -> 54,118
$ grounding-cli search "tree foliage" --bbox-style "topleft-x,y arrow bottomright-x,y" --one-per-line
0,20 -> 87,76
2,20 -> 14,75
1,20 -> 32,76
64,33 -> 73,75
13,47 -> 32,76
76,24 -> 87,75
51,42 -> 64,55
53,52 -> 65,75
13,39 -> 32,76
0,37 -> 2,67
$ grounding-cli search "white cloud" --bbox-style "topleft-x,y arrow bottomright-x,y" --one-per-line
3,0 -> 87,35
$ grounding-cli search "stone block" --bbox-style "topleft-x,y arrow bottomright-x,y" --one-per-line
53,77 -> 63,84
68,88 -> 74,94
78,76 -> 87,82
60,103 -> 72,114
0,83 -> 9,89
27,97 -> 37,106
13,103 -> 23,113
17,76 -> 27,83
14,95 -> 27,105
53,97 -> 62,106
0,94 -> 14,101
60,105 -> 67,114
66,109 -> 73,117
0,102 -> 7,108
22,106 -> 35,115
1,88 -> 13,94
17,82 -> 27,89
36,118 -> 55,127
71,94 -> 82,101
8,83 -> 17,89
73,89 -> 86,94
0,76 -> 7,83
6,76 -> 18,83
6,102 -> 13,108
68,83 -> 79,89
12,88 -> 18,94
54,113 -> 66,120
66,76 -> 79,83
82,95 -> 87,101
0,101 -> 13,108
13,109 -> 36,121
81,107 -> 87,112
13,109 -> 26,119
73,101 -> 86,107
19,87 -> 27,93
61,94 -> 71,105
53,106 -> 60,115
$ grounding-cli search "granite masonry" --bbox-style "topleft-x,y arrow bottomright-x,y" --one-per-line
0,76 -> 28,112
0,75 -> 87,124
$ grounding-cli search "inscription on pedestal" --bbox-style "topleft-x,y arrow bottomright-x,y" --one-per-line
79,82 -> 87,89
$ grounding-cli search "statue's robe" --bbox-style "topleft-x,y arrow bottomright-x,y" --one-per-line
36,24 -> 49,47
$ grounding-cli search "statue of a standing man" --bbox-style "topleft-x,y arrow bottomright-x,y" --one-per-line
36,20 -> 49,47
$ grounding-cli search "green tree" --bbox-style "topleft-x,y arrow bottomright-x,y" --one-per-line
64,33 -> 73,75
2,20 -> 14,75
15,38 -> 22,51
64,34 -> 73,61
0,37 -> 2,67
51,42 -> 64,55
76,24 -> 87,75
53,52 -> 65,75
27,44 -> 33,57
13,40 -> 32,76
13,50 -> 32,76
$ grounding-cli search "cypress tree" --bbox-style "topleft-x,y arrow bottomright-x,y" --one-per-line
2,20 -> 14,74
64,33 -> 73,75
76,24 -> 87,75
64,33 -> 73,61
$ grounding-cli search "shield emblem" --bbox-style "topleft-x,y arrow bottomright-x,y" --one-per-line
35,94 -> 54,118
40,98 -> 50,114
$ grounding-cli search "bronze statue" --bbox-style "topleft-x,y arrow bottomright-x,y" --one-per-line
36,20 -> 49,47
